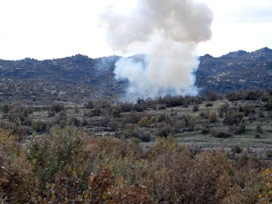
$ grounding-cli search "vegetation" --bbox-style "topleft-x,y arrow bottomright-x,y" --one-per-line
0,128 -> 270,203
1,90 -> 272,202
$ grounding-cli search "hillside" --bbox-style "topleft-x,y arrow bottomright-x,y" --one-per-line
196,47 -> 272,93
0,47 -> 272,104
0,55 -> 126,104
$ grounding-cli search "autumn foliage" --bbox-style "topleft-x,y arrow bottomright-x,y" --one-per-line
0,128 -> 270,203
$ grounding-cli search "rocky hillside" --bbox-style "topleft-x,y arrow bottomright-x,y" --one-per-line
0,47 -> 272,104
0,55 -> 126,104
196,47 -> 272,93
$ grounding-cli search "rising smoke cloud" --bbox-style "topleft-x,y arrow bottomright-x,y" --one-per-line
101,0 -> 213,101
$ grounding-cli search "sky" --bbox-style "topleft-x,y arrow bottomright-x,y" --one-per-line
0,0 -> 272,60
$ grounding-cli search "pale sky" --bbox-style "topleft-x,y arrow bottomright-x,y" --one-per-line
0,0 -> 271,60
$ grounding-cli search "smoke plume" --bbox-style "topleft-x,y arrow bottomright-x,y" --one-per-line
101,0 -> 213,100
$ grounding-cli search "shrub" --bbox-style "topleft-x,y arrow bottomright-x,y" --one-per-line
123,112 -> 143,124
199,111 -> 208,119
205,103 -> 213,107
138,117 -> 152,127
111,107 -> 121,118
2,104 -> 9,114
235,123 -> 246,134
259,111 -> 265,118
244,90 -> 263,100
218,103 -> 230,118
212,130 -> 232,138
182,115 -> 195,129
157,124 -> 173,138
239,103 -> 255,116
109,120 -> 119,131
119,103 -> 133,112
208,112 -> 217,123
69,117 -> 81,127
133,104 -> 145,112
32,120 -> 47,132
224,111 -> 243,126
258,169 -> 272,203
8,106 -> 33,123
201,127 -> 210,134
232,145 -> 243,154
229,122 -> 246,135
192,105 -> 199,112
138,133 -> 151,142
256,124 -> 263,133
205,92 -> 221,101
27,127 -> 85,185
156,113 -> 172,124
50,103 -> 64,113
84,100 -> 94,109
0,130 -> 38,203
90,107 -> 102,117
226,91 -> 243,101
54,110 -> 67,128
264,99 -> 272,110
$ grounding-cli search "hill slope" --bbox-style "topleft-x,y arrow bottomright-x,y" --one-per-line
196,47 -> 272,93
0,47 -> 272,104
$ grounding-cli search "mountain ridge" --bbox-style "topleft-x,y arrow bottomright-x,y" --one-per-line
0,47 -> 272,104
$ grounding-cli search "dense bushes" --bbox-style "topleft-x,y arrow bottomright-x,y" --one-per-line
0,128 -> 269,203
226,90 -> 264,101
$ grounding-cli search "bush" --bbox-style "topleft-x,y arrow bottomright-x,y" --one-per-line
205,103 -> 213,107
218,103 -> 230,118
226,91 -> 244,101
50,103 -> 64,113
111,107 -> 121,118
205,92 -> 221,101
208,112 -> 217,123
123,112 -> 143,124
27,127 -> 85,185
232,145 -> 243,154
90,107 -> 102,117
199,111 -> 208,119
157,124 -> 173,137
119,103 -> 133,112
192,105 -> 199,112
84,100 -> 94,109
235,123 -> 246,134
244,90 -> 263,100
229,122 -> 246,135
32,120 -> 47,132
239,103 -> 255,116
201,127 -> 209,134
156,113 -> 172,124
109,120 -> 119,131
138,117 -> 152,127
69,117 -> 81,127
8,106 -> 33,124
133,104 -> 145,112
224,111 -> 243,126
256,124 -> 263,133
0,130 -> 38,203
264,99 -> 272,110
138,133 -> 151,142
212,130 -> 232,138
182,115 -> 195,129
2,104 -> 9,114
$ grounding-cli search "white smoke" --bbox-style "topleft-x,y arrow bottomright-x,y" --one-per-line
101,0 -> 213,100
